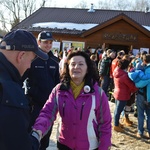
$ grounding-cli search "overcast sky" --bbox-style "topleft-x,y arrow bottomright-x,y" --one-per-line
49,0 -> 99,7
36,0 -> 139,11
40,0 -> 117,8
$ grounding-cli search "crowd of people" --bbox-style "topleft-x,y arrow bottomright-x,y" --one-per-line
0,29 -> 150,150
88,47 -> 150,138
57,39 -> 150,139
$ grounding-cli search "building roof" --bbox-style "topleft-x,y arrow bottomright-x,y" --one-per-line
12,7 -> 150,35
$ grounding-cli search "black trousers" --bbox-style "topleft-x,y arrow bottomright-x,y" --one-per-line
57,141 -> 98,150
29,104 -> 53,150
40,126 -> 53,150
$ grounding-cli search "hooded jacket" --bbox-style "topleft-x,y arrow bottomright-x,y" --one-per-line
99,56 -> 112,76
130,64 -> 150,102
113,67 -> 138,100
33,83 -> 112,150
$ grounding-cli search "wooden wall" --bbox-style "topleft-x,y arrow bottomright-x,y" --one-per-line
33,19 -> 150,53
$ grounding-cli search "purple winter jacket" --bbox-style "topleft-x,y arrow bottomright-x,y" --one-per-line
33,83 -> 112,150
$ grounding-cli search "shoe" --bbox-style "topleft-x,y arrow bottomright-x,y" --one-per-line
124,106 -> 134,114
134,112 -> 138,118
108,92 -> 115,103
127,119 -> 133,124
114,126 -> 124,132
119,123 -> 124,128
144,101 -> 150,108
146,132 -> 150,139
147,102 -> 150,109
134,107 -> 138,117
136,133 -> 143,138
122,117 -> 133,126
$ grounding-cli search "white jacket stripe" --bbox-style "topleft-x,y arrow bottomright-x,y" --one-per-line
87,95 -> 99,150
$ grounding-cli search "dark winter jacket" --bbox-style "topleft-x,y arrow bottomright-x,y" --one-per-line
99,56 -> 112,76
0,52 -> 33,150
24,51 -> 60,106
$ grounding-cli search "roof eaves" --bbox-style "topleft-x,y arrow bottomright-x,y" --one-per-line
81,13 -> 150,37
121,14 -> 150,37
27,27 -> 84,35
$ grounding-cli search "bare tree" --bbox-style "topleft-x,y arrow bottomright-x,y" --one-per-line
0,0 -> 53,31
40,0 -> 52,7
97,0 -> 150,11
0,0 -> 150,32
0,0 -> 21,28
22,0 -> 36,18
41,0 -> 46,7
0,11 -> 10,32
131,0 -> 150,11
113,0 -> 131,10
0,0 -> 37,29
97,0 -> 112,9
75,0 -> 87,9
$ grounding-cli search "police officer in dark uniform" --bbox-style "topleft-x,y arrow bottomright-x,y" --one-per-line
23,31 -> 60,150
0,29 -> 48,150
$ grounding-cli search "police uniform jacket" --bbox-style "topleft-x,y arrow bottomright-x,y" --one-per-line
0,52 -> 33,150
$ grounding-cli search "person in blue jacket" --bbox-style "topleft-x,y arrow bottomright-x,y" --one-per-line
0,29 -> 48,150
128,54 -> 150,138
23,31 -> 60,150
128,61 -> 150,104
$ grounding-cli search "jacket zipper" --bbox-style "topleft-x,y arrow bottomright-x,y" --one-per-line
80,102 -> 85,120
63,101 -> 66,116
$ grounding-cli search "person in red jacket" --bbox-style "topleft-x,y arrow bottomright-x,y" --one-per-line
109,51 -> 125,101
110,51 -> 125,78
113,59 -> 138,132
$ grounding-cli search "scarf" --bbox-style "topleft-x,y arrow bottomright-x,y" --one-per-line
70,80 -> 84,99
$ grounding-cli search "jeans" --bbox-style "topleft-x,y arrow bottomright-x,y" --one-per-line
114,100 -> 127,126
136,93 -> 150,135
101,75 -> 111,95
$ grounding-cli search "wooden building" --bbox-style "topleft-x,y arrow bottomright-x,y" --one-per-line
12,6 -> 150,54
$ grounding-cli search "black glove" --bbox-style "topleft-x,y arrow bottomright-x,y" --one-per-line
30,131 -> 40,150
